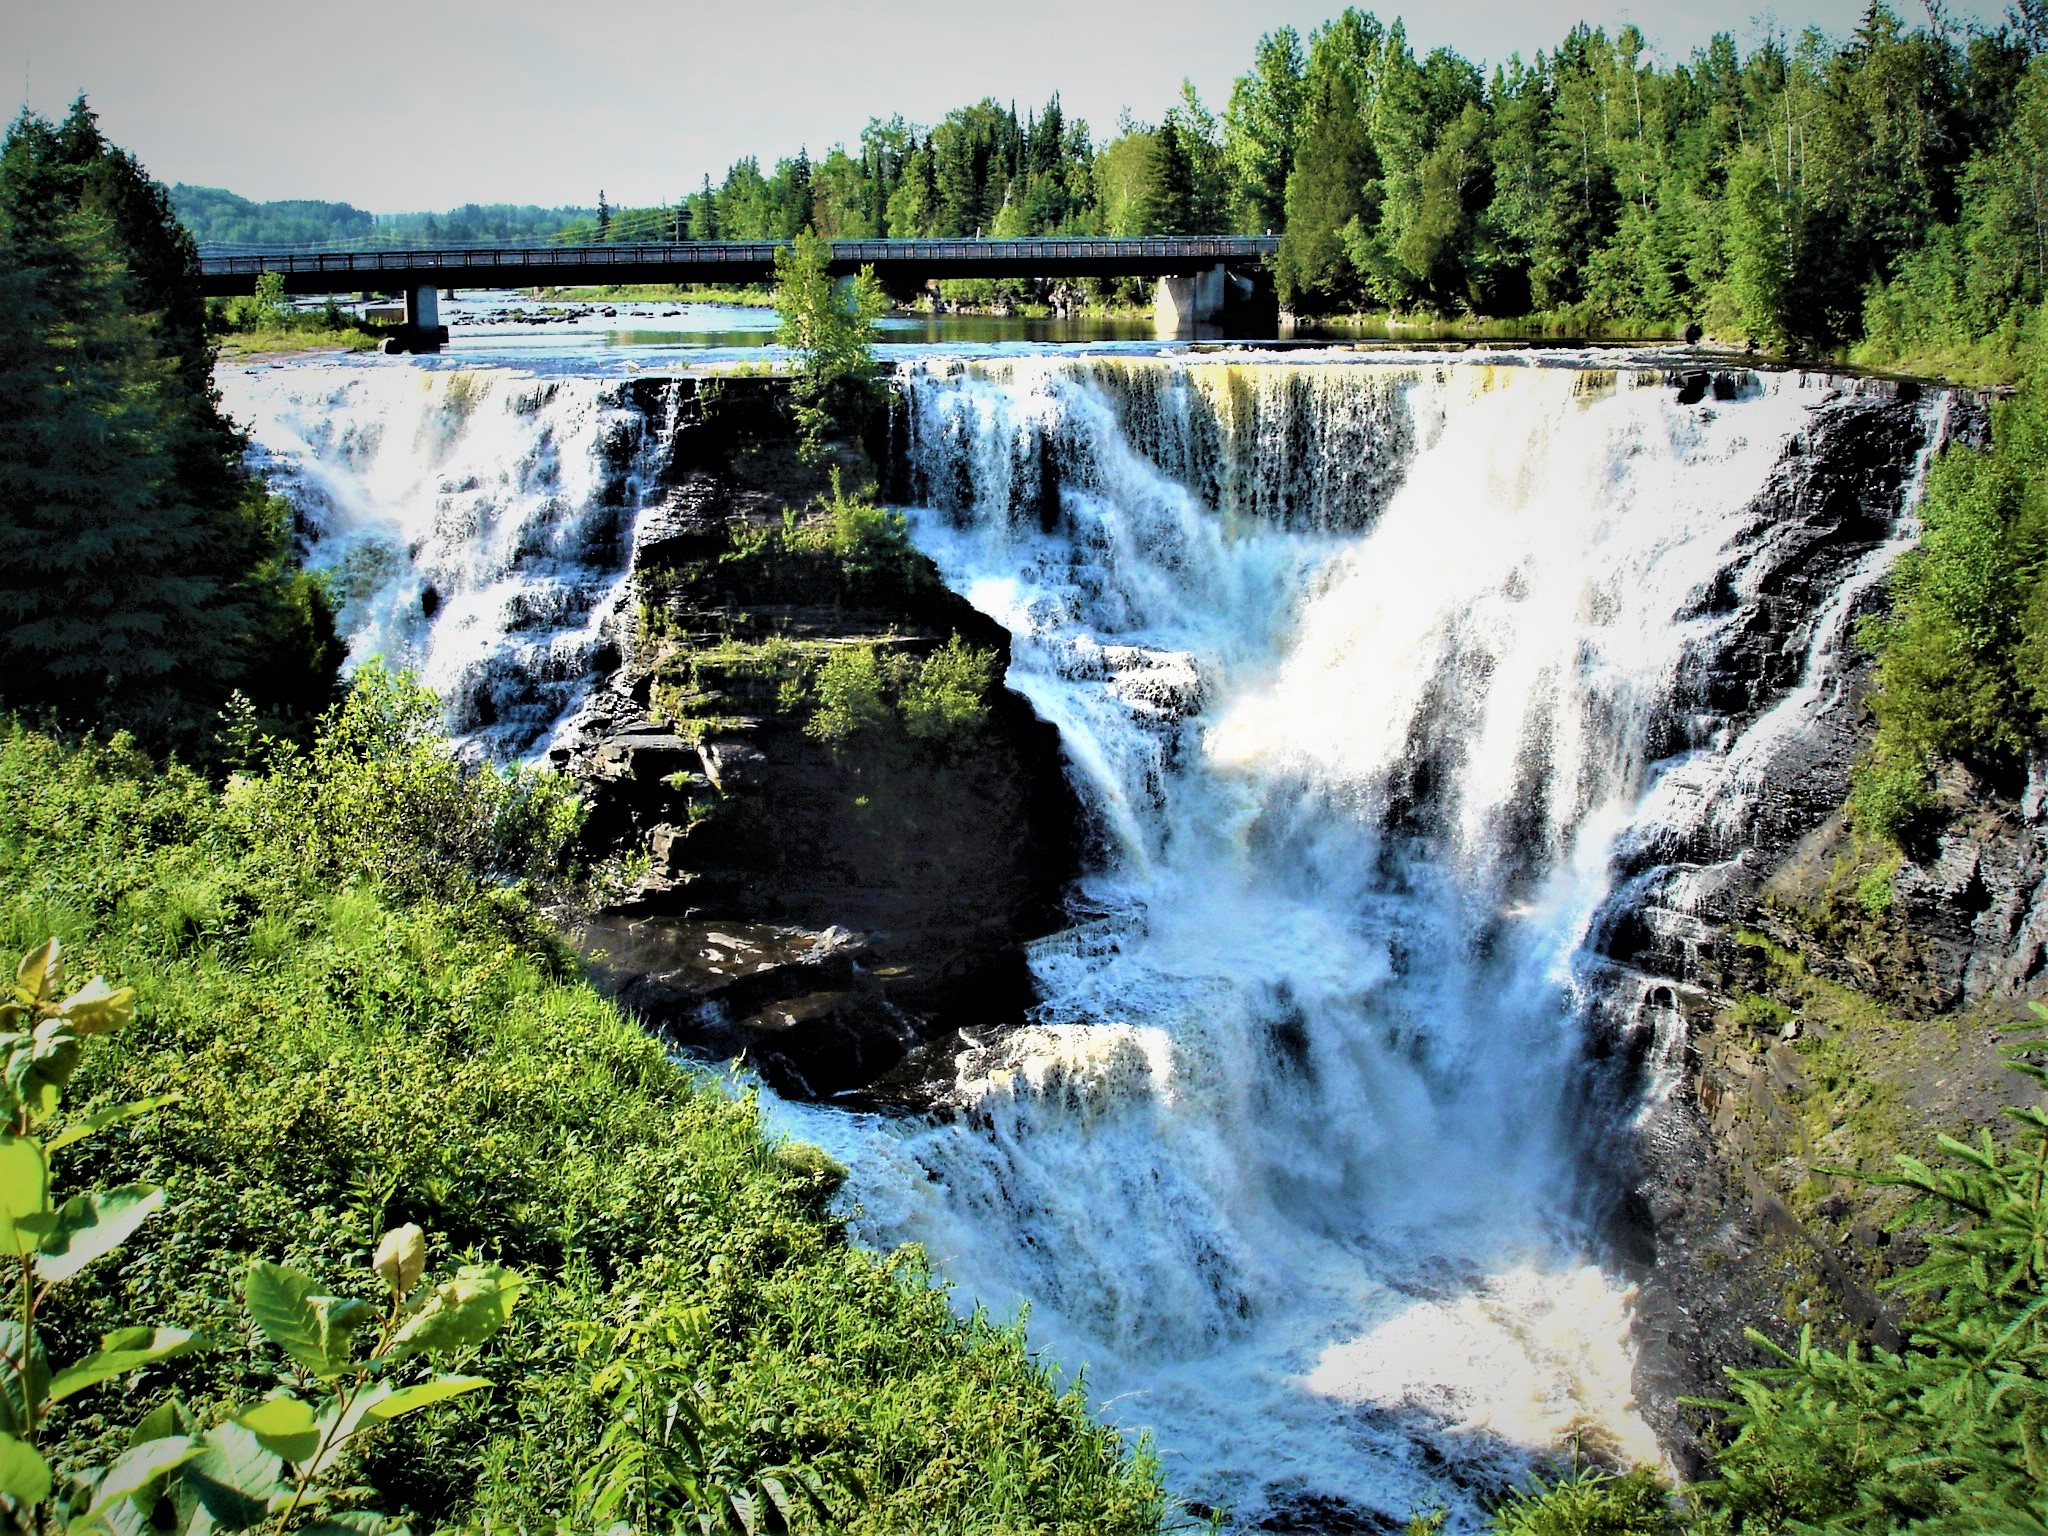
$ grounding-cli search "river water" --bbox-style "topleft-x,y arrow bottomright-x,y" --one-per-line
218,343 -> 1925,1531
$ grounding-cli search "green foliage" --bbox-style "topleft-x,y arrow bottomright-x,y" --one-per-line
0,706 -> 1164,1533
0,934 -> 519,1535
900,636 -> 999,744
211,278 -> 378,355
772,231 -> 885,460
227,663 -> 586,904
0,100 -> 341,751
1487,1467 -> 1679,1534
1852,326 -> 2048,841
1732,993 -> 1795,1032
808,647 -> 897,748
1688,1010 -> 2048,1533
800,637 -> 996,753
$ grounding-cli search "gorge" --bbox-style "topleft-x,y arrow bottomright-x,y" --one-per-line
220,347 -> 1978,1530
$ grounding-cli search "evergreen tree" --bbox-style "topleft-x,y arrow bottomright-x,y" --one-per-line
0,103 -> 340,749
1134,117 -> 1197,236
1276,64 -> 1377,308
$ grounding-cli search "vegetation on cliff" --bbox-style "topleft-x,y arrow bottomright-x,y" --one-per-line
1853,326 -> 2048,841
0,688 -> 1166,1533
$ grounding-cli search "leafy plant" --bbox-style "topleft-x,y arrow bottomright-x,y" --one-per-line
575,1305 -> 837,1536
1487,1467 -> 1678,1535
771,230 -> 886,460
0,937 -> 522,1535
1695,1006 -> 2048,1532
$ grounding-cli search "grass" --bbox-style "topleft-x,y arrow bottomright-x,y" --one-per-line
215,322 -> 381,355
0,709 -> 1166,1534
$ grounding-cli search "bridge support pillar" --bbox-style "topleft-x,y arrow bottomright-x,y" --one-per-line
1154,264 -> 1226,338
383,284 -> 450,354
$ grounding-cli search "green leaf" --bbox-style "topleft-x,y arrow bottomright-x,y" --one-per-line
231,1396 -> 319,1464
0,1136 -> 49,1257
360,1374 -> 489,1423
244,1262 -> 376,1379
49,1328 -> 203,1403
52,978 -> 135,1037
0,1321 -> 50,1435
33,1185 -> 165,1284
0,1430 -> 49,1504
14,941 -> 57,1005
181,1421 -> 284,1531
84,1435 -> 199,1520
128,1396 -> 195,1446
44,1097 -> 179,1156
388,1265 -> 524,1358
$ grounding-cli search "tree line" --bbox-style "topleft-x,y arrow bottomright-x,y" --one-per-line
166,3 -> 2046,359
654,1 -> 2044,354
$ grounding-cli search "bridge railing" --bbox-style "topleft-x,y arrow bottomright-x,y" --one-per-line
197,236 -> 1280,281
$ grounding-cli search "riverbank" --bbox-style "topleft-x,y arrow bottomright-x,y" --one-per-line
2,707 -> 1168,1533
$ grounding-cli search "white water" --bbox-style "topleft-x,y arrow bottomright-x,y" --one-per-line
773,355 -> 1896,1528
223,348 -> 1922,1528
219,361 -> 669,757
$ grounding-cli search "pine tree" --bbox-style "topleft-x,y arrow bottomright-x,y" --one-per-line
1276,66 -> 1377,308
1134,118 -> 1196,236
0,104 -> 340,748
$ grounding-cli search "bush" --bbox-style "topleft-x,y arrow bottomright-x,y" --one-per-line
0,695 -> 1166,1533
1487,1468 -> 1679,1535
802,637 -> 997,753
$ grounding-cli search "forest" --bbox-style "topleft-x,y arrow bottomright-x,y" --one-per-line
174,2 -> 2047,370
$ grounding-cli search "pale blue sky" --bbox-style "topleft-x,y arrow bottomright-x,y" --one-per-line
1,0 -> 2011,210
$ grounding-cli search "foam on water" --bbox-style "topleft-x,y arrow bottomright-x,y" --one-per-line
223,348 -> 1922,1527
774,355 -> 1876,1527
219,361 -> 670,757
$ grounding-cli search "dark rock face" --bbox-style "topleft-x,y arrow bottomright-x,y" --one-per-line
557,379 -> 1083,1105
1583,383 -> 2048,1470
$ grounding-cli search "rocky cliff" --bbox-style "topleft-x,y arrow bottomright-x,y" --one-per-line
556,378 -> 1081,1104
1604,384 -> 2048,1469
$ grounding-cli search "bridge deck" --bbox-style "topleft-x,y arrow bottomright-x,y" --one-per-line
196,236 -> 1280,297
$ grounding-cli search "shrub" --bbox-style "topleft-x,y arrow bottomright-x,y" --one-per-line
1692,1011 -> 2048,1533
899,636 -> 997,743
1487,1467 -> 1679,1535
0,706 -> 1165,1533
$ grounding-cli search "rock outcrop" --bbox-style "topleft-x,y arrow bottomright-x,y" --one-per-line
556,378 -> 1082,1104
1592,382 -> 2048,1470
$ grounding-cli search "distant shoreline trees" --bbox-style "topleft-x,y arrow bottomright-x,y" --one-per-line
165,4 -> 2045,369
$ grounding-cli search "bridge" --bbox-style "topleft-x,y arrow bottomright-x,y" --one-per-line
196,236 -> 1281,349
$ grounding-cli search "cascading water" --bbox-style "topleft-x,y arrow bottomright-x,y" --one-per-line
218,361 -> 671,757
220,347 -> 1931,1528
774,354 -> 1925,1528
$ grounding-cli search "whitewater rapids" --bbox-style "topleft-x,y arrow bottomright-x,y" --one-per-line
221,349 -> 1921,1529
774,355 -> 1880,1528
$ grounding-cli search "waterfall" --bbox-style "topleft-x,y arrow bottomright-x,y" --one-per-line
222,349 -> 1931,1527
775,354 -> 1926,1528
219,361 -> 671,757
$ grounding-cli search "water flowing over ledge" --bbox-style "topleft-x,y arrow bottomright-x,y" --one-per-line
221,350 -> 1939,1528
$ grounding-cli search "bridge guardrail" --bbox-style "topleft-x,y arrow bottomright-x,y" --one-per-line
198,236 -> 1281,282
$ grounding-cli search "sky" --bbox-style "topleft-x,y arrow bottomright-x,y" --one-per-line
0,0 -> 2013,212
